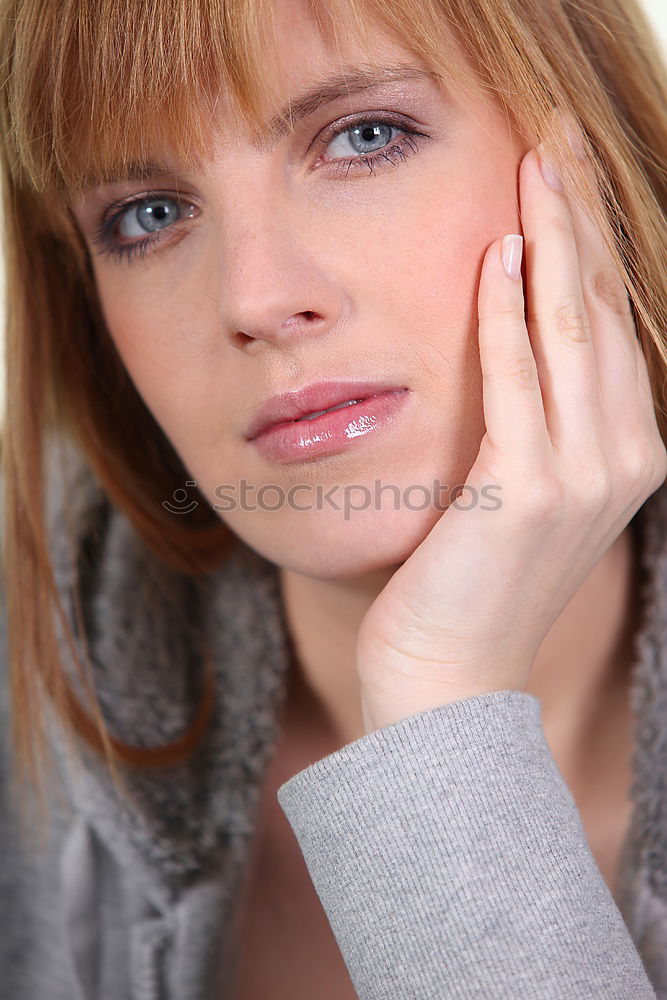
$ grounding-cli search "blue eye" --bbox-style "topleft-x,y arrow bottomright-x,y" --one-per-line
91,194 -> 198,263
318,115 -> 431,177
92,114 -> 431,262
117,197 -> 181,237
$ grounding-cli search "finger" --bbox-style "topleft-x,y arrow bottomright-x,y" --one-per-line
520,147 -> 605,463
552,112 -> 667,523
476,230 -> 553,472
552,112 -> 655,435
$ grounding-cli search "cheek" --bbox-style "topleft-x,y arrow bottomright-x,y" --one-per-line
94,268 -> 216,426
360,162 -> 520,372
89,150 -> 520,477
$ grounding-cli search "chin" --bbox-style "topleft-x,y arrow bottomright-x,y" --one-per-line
222,504 -> 445,581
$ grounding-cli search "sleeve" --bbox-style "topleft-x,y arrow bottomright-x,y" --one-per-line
275,689 -> 657,1000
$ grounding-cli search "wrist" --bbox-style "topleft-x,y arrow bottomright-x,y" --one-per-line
359,674 -> 510,736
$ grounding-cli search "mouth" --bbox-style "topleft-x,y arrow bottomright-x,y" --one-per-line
245,379 -> 409,441
290,396 -> 369,422
248,386 -> 412,464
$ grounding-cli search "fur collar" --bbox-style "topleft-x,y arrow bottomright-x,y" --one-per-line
41,432 -> 667,951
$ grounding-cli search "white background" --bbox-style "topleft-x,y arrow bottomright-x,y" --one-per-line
651,0 -> 667,51
0,1 -> 665,419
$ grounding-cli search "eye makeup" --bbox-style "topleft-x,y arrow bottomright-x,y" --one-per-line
88,108 -> 434,262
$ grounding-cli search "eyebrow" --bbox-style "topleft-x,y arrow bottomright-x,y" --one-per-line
83,63 -> 437,188
260,63 -> 438,145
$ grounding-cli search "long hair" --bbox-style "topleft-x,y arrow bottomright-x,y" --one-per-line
1,0 -> 666,827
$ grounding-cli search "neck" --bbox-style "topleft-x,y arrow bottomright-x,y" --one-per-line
278,562 -> 395,746
277,518 -> 641,754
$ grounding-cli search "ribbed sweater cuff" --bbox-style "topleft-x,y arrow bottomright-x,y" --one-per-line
277,689 -> 656,999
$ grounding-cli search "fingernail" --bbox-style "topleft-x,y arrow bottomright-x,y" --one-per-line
501,234 -> 523,281
537,144 -> 564,192
564,122 -> 586,161
556,110 -> 587,161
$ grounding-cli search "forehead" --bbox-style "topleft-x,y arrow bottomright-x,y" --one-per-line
69,59 -> 444,199
28,0 -> 471,203
210,0 -> 462,151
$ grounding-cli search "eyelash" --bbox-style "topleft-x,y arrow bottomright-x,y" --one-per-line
91,113 -> 432,263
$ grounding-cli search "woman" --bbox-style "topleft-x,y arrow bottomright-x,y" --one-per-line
1,0 -> 666,995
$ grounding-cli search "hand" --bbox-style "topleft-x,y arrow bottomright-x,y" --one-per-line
356,110 -> 667,735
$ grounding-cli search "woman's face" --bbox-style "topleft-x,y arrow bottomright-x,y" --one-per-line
70,0 -> 530,579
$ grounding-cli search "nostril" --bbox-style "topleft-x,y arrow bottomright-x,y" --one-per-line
233,331 -> 255,348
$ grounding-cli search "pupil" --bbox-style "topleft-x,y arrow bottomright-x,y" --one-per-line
137,199 -> 177,232
352,122 -> 392,154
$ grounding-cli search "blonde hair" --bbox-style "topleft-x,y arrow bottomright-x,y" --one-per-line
1,0 -> 666,832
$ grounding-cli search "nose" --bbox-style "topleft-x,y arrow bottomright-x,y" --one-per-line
232,306 -> 329,351
212,185 -> 345,353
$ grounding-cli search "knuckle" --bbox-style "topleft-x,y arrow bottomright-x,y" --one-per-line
579,466 -> 612,507
547,212 -> 572,238
656,441 -> 667,481
625,442 -> 666,491
589,270 -> 632,318
553,295 -> 591,344
521,475 -> 565,522
625,447 -> 651,486
478,305 -> 520,328
655,450 -> 667,490
484,355 -> 539,390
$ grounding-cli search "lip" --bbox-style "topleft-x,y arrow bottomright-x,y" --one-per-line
248,385 -> 411,464
245,379 -> 410,441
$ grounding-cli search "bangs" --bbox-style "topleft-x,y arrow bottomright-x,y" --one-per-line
3,0 -> 284,196
1,0 -> 462,201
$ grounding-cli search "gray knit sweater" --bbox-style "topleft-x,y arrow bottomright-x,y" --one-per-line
1,431 -> 666,998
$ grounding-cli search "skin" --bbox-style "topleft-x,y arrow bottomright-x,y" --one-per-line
69,0 -> 664,817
